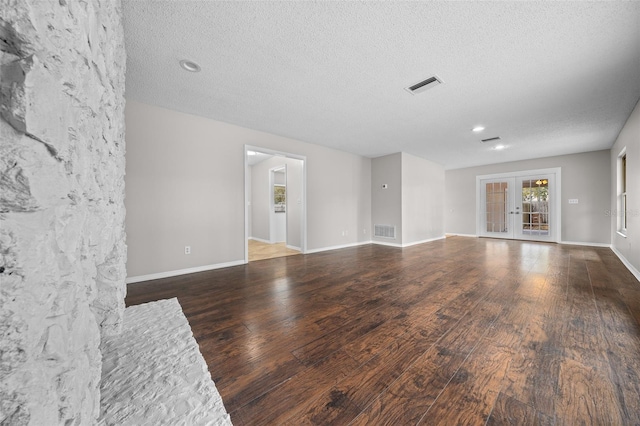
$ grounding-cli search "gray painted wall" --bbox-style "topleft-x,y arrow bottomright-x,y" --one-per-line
401,152 -> 445,244
445,150 -> 611,244
125,100 -> 371,278
371,152 -> 445,245
371,153 -> 402,244
285,158 -> 304,249
610,100 -> 640,274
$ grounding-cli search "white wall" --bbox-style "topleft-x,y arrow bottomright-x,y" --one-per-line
250,160 -> 271,242
125,100 -> 371,279
445,150 -> 611,244
401,152 -> 445,245
611,100 -> 640,276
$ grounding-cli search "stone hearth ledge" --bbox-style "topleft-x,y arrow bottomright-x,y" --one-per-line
98,298 -> 232,425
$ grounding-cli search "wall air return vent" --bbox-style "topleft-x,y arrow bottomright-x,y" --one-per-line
481,136 -> 501,143
374,225 -> 396,239
404,75 -> 443,95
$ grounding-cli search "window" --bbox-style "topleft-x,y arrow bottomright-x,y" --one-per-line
618,149 -> 627,234
274,184 -> 286,212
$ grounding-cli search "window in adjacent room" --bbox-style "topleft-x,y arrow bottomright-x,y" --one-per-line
618,149 -> 627,235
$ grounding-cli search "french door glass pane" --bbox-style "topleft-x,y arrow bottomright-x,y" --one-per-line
521,178 -> 549,236
486,182 -> 508,233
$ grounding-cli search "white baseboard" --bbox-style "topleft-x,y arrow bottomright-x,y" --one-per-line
286,244 -> 301,251
305,240 -> 372,254
610,246 -> 640,282
445,233 -> 478,238
126,260 -> 246,284
560,240 -> 611,248
249,237 -> 271,244
373,235 -> 446,248
371,240 -> 403,248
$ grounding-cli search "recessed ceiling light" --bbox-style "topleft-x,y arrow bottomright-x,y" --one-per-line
179,60 -> 201,72
472,126 -> 485,132
494,144 -> 506,150
247,151 -> 257,156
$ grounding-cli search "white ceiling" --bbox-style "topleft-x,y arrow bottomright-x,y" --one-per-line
122,1 -> 640,170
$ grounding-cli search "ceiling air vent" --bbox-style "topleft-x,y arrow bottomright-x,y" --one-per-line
481,136 -> 501,143
404,75 -> 443,95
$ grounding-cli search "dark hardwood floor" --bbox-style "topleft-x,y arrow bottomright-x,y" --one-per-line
126,237 -> 640,425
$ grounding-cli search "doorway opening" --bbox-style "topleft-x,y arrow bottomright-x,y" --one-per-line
244,146 -> 306,262
476,168 -> 561,243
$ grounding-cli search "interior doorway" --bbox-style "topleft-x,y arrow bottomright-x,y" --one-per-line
245,146 -> 306,262
476,168 -> 561,243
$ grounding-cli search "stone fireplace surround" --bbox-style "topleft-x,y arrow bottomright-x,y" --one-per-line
0,1 -> 224,424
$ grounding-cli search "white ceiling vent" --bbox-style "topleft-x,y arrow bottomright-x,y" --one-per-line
405,75 -> 443,95
481,136 -> 501,143
374,225 -> 396,239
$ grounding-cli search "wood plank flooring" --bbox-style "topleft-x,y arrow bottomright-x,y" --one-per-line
126,237 -> 640,425
249,239 -> 301,262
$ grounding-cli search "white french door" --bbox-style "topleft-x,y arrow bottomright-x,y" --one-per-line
478,169 -> 559,242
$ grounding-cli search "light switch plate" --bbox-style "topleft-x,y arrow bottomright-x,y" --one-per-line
568,199 -> 579,204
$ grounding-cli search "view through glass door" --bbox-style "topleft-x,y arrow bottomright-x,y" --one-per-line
481,179 -> 513,239
519,177 -> 550,239
479,171 -> 557,242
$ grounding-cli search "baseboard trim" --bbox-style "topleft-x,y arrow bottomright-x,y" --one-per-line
305,240 -> 372,254
249,237 -> 271,244
560,241 -> 611,248
286,244 -> 302,251
610,246 -> 640,282
126,260 -> 246,284
373,235 -> 446,248
445,233 -> 478,238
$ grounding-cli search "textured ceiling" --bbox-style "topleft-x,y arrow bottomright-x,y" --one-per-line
122,1 -> 640,169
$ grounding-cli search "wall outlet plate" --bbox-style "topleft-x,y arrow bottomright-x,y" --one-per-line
185,246 -> 191,255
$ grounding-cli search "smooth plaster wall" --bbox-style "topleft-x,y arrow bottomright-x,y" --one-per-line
371,153 -> 402,244
611,100 -> 640,275
0,1 -> 126,424
250,161 -> 269,242
125,100 -> 371,278
401,152 -> 445,244
285,158 -> 303,249
445,150 -> 611,244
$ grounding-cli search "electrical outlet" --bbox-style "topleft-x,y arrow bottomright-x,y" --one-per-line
185,246 -> 191,255
363,228 -> 367,234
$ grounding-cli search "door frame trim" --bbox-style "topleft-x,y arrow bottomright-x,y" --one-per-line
475,167 -> 561,243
